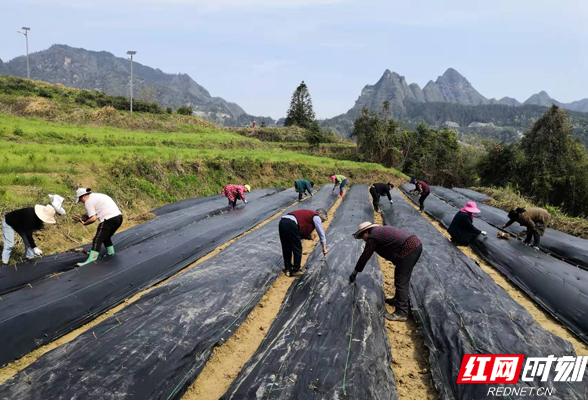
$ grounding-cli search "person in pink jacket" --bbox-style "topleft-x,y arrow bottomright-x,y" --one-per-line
222,184 -> 251,210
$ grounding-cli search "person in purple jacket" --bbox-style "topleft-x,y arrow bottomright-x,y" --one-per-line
410,178 -> 430,212
349,222 -> 423,322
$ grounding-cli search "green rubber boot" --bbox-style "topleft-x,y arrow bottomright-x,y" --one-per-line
106,246 -> 115,256
77,250 -> 99,267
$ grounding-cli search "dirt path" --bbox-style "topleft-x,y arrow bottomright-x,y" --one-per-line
0,202 -> 296,385
400,191 -> 588,356
184,196 -> 344,400
373,211 -> 439,400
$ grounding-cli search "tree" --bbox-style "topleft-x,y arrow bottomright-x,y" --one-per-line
519,105 -> 588,215
138,87 -> 158,104
306,121 -> 324,149
284,81 -> 316,129
166,107 -> 173,114
176,106 -> 193,116
260,121 -> 267,128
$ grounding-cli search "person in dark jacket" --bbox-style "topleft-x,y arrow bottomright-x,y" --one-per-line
294,180 -> 314,201
369,182 -> 394,212
279,208 -> 328,276
503,207 -> 550,250
2,205 -> 57,265
448,201 -> 487,246
349,222 -> 423,322
410,178 -> 430,212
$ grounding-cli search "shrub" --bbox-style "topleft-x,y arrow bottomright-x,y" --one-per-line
176,106 -> 193,116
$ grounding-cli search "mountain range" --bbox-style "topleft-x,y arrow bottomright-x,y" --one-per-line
322,68 -> 588,140
0,45 -> 274,126
1,44 -> 587,140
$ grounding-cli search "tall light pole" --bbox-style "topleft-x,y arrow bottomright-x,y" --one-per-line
126,51 -> 137,115
17,27 -> 31,79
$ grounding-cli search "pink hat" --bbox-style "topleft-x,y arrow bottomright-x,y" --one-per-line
461,201 -> 481,214
331,175 -> 336,181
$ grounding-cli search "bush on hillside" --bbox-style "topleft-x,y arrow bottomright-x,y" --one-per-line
176,106 -> 193,116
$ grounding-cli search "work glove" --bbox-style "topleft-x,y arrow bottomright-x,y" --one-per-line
390,200 -> 394,204
349,271 -> 357,284
33,247 -> 43,256
244,200 -> 248,204
481,231 -> 487,236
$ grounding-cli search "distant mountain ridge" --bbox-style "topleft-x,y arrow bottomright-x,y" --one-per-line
322,68 -> 588,138
0,45 -> 274,126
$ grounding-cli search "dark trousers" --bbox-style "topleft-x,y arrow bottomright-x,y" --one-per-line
419,192 -> 430,211
278,218 -> 302,269
92,215 -> 123,252
298,192 -> 304,201
369,186 -> 381,211
524,226 -> 542,246
393,244 -> 423,314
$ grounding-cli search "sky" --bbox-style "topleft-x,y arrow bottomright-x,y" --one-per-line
1,0 -> 587,119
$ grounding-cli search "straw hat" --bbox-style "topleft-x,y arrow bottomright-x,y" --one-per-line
75,188 -> 92,203
244,185 -> 251,192
353,221 -> 379,239
461,201 -> 481,214
34,205 -> 57,224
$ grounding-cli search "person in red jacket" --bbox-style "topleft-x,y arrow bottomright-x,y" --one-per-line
221,184 -> 251,211
278,208 -> 328,276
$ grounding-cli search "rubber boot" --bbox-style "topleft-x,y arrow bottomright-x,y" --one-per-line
77,250 -> 99,266
106,246 -> 115,256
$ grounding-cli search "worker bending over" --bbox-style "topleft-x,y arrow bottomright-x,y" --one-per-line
2,204 -> 57,265
369,182 -> 394,212
76,188 -> 123,266
503,207 -> 550,250
447,201 -> 487,246
294,179 -> 314,201
222,184 -> 251,211
410,178 -> 430,212
349,222 -> 422,322
279,208 -> 328,276
331,175 -> 347,198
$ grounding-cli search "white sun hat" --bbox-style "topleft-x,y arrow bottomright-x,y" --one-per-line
48,194 -> 66,215
75,188 -> 92,204
34,204 -> 57,224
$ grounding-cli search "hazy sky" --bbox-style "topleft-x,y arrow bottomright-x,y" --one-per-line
1,0 -> 587,118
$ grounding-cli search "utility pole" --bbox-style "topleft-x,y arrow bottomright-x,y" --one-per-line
17,27 -> 31,79
126,51 -> 137,115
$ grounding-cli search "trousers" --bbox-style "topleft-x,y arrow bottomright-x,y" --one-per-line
92,215 -> 123,252
278,218 -> 302,269
392,244 -> 423,314
2,217 -> 34,263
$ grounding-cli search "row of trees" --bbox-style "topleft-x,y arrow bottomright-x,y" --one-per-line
478,106 -> 588,216
351,102 -> 478,188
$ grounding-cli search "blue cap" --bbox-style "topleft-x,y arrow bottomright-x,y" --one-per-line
409,178 -> 416,184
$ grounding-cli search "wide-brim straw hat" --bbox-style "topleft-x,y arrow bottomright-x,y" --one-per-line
35,204 -> 57,224
461,201 -> 481,214
353,221 -> 379,239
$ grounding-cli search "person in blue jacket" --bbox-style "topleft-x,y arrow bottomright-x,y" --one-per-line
294,180 -> 314,201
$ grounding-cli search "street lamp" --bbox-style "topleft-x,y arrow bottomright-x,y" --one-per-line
127,51 -> 137,115
17,27 -> 31,79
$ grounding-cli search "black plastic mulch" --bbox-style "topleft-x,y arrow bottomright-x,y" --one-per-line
0,188 -> 296,368
383,189 -> 586,400
221,184 -> 398,400
0,186 -> 338,400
